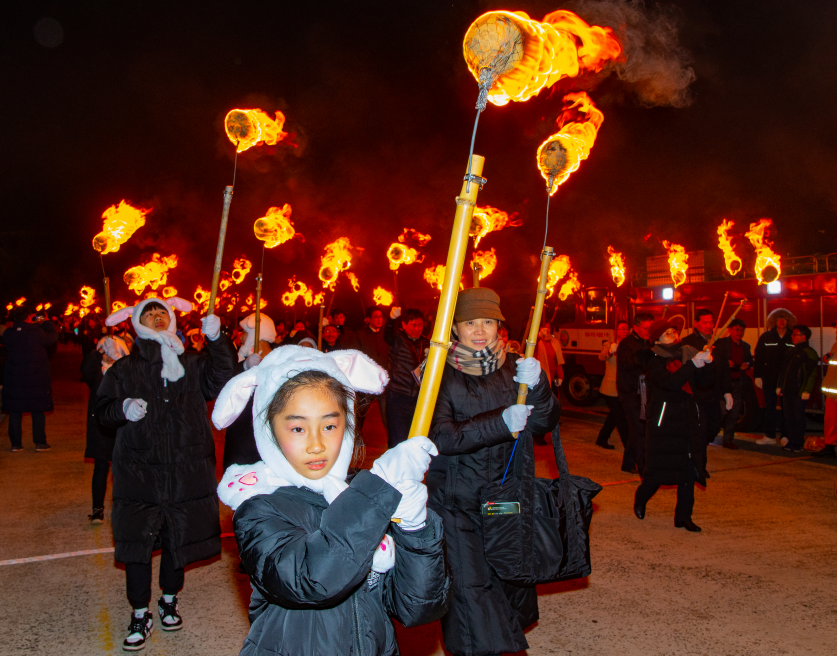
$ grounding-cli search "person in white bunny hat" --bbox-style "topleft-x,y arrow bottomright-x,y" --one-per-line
96,297 -> 237,651
212,345 -> 450,656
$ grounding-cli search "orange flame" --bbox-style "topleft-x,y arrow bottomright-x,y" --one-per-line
225,108 -> 288,153
79,308 -> 89,319
399,228 -> 432,247
470,206 -> 521,247
254,204 -> 302,248
65,303 -> 79,316
79,286 -> 97,308
387,242 -> 419,270
745,218 -> 782,284
35,304 -> 43,312
463,10 -> 621,107
231,257 -> 252,285
373,287 -> 394,306
662,241 -> 689,288
15,297 -> 26,306
716,219 -> 743,276
282,278 -> 324,307
124,254 -> 178,295
538,92 -> 604,195
242,294 -> 266,311
558,271 -> 581,301
94,307 -> 102,314
194,286 -> 211,313
92,200 -> 150,254
319,237 -> 354,290
112,301 -> 126,313
347,272 -> 360,292
423,265 -> 464,292
544,254 -> 572,298
44,302 -> 52,310
607,246 -> 626,287
162,286 -> 177,299
5,303 -> 12,311
471,248 -> 498,280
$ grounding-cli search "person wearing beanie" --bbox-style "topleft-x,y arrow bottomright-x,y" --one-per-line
425,287 -> 560,656
634,317 -> 714,533
96,297 -> 237,651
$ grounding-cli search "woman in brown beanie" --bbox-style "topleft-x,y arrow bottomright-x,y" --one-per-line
426,288 -> 560,656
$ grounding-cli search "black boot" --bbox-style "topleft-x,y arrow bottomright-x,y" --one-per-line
814,444 -> 836,458
633,490 -> 646,520
674,517 -> 702,532
595,437 -> 615,450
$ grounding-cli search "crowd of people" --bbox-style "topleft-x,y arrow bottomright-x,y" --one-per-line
0,292 -> 834,655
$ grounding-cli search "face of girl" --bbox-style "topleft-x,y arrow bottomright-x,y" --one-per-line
454,318 -> 499,350
271,386 -> 346,480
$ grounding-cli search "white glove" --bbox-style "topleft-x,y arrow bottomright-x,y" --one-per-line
243,353 -> 261,371
513,357 -> 541,388
99,336 -> 129,361
692,350 -> 713,368
370,436 -> 438,489
390,306 -> 401,320
201,315 -> 221,341
371,535 -> 396,572
609,341 -> 618,355
123,398 -> 148,422
754,377 -> 763,389
724,393 -> 733,411
502,404 -> 533,433
391,479 -> 428,531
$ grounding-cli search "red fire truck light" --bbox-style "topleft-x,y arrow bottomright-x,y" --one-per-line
661,287 -> 674,301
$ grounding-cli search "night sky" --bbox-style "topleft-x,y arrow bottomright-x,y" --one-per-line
3,1 -> 837,326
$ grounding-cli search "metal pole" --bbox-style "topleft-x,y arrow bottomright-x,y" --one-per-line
208,186 -> 234,316
473,262 -> 482,288
254,273 -> 263,347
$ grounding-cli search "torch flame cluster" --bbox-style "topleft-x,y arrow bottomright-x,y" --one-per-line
423,265 -> 447,292
92,200 -> 149,254
745,218 -> 782,284
463,10 -> 622,107
319,237 -> 354,290
662,241 -> 689,288
282,278 -> 325,307
387,228 -> 431,270
79,286 -> 97,308
254,204 -> 301,248
717,219 -> 743,276
373,287 -> 394,306
231,257 -> 252,285
471,248 -> 497,281
123,253 -> 178,295
543,254 -> 580,300
470,206 -> 521,247
607,246 -> 626,287
225,108 -> 288,153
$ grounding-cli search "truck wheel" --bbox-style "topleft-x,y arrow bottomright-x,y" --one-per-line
563,370 -> 598,407
737,378 -> 764,433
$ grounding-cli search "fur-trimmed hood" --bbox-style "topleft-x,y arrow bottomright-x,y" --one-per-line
766,308 -> 797,332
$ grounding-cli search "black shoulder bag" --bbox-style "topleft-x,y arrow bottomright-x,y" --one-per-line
478,427 -> 602,587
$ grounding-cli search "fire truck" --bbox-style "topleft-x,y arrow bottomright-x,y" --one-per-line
552,251 -> 837,431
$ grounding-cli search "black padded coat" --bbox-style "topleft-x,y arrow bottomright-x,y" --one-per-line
426,356 -> 560,656
96,334 -> 236,567
233,470 -> 450,656
0,320 -> 58,413
81,348 -> 116,461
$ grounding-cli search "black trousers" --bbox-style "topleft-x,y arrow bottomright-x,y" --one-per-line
720,379 -> 743,443
762,383 -> 785,438
618,393 -> 645,472
92,459 -> 110,509
125,523 -> 184,609
8,411 -> 47,447
635,472 -> 696,521
697,399 -> 722,466
783,394 -> 808,450
598,395 -> 628,447
385,390 -> 417,448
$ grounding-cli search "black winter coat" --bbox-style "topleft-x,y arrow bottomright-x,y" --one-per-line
350,325 -> 390,370
615,330 -> 650,396
754,329 -> 795,386
0,320 -> 58,413
426,357 -> 560,656
639,346 -> 711,487
96,335 -> 236,567
681,331 -> 720,403
383,318 -> 428,397
714,336 -> 753,394
81,349 -> 116,461
234,470 -> 450,656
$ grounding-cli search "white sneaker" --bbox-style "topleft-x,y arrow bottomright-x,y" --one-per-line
780,437 -> 789,447
756,437 -> 777,445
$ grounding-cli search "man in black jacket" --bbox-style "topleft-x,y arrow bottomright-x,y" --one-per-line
714,319 -> 753,448
682,309 -> 723,465
753,308 -> 796,445
384,307 -> 429,447
349,306 -> 390,432
617,313 -> 654,473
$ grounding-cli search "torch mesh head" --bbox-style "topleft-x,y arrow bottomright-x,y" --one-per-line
225,111 -> 254,144
464,14 -> 524,79
539,139 -> 569,177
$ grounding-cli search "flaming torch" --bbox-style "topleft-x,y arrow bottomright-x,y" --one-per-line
282,278 -> 325,308
608,246 -> 626,287
254,204 -> 300,248
124,254 -> 178,295
15,297 -> 26,307
373,287 -> 394,306
745,218 -> 781,284
231,257 -> 252,285
662,241 -> 689,288
717,219 -> 743,276
471,248 -> 497,287
386,242 -> 419,271
319,237 -> 354,291
545,254 -> 572,298
469,205 -> 521,248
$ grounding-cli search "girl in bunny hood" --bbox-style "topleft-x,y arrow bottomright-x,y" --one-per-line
213,345 -> 450,656
96,297 -> 237,651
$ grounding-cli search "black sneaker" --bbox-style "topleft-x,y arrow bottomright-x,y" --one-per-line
123,611 -> 153,651
10,446 -> 23,452
34,443 -> 51,452
157,596 -> 183,631
89,507 -> 104,524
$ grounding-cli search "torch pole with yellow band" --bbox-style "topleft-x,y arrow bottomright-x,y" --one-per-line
513,247 -> 554,437
407,154 -> 486,440
253,273 -> 263,345
472,263 -> 482,288
208,185 -> 234,316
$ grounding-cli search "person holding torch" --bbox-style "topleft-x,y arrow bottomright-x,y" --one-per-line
426,287 -> 560,656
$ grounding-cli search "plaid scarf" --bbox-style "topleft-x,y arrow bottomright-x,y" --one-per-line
446,337 -> 507,376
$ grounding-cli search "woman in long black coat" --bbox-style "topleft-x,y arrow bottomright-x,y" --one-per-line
634,318 -> 714,532
426,288 -> 560,656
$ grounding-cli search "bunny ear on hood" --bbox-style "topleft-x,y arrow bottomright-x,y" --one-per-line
105,305 -> 136,327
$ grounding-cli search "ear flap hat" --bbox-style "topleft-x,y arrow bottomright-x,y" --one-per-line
212,345 -> 388,510
105,296 -> 193,382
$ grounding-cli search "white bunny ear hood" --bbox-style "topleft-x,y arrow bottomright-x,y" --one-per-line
106,296 -> 193,382
214,345 -> 389,511
238,313 -> 277,362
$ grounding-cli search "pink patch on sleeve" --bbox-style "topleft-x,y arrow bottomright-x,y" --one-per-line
238,472 -> 259,485
381,542 -> 387,551
228,482 -> 234,488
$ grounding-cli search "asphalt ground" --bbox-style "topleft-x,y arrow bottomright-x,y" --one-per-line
1,345 -> 835,655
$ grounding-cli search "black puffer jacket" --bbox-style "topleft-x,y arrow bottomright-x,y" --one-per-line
754,328 -> 795,386
0,320 -> 58,413
81,348 -> 116,461
234,470 -> 450,656
96,334 -> 236,567
639,346 -> 711,487
615,330 -> 650,396
383,318 -> 428,397
426,356 -> 559,656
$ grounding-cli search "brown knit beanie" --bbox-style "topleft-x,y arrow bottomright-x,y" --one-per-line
454,288 -> 505,322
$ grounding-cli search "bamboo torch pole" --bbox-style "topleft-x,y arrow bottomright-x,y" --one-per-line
472,262 -> 482,288
103,276 -> 112,335
407,155 -> 485,439
208,186 -> 234,316
707,299 -> 747,348
520,306 -> 535,344
514,248 -> 554,437
713,291 -> 730,341
253,273 -> 263,346
317,305 -> 324,350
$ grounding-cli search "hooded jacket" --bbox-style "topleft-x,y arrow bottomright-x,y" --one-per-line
754,308 -> 797,385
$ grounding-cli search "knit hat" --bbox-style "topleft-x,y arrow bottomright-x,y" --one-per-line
454,287 -> 505,322
105,296 -> 193,382
648,315 -> 686,343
